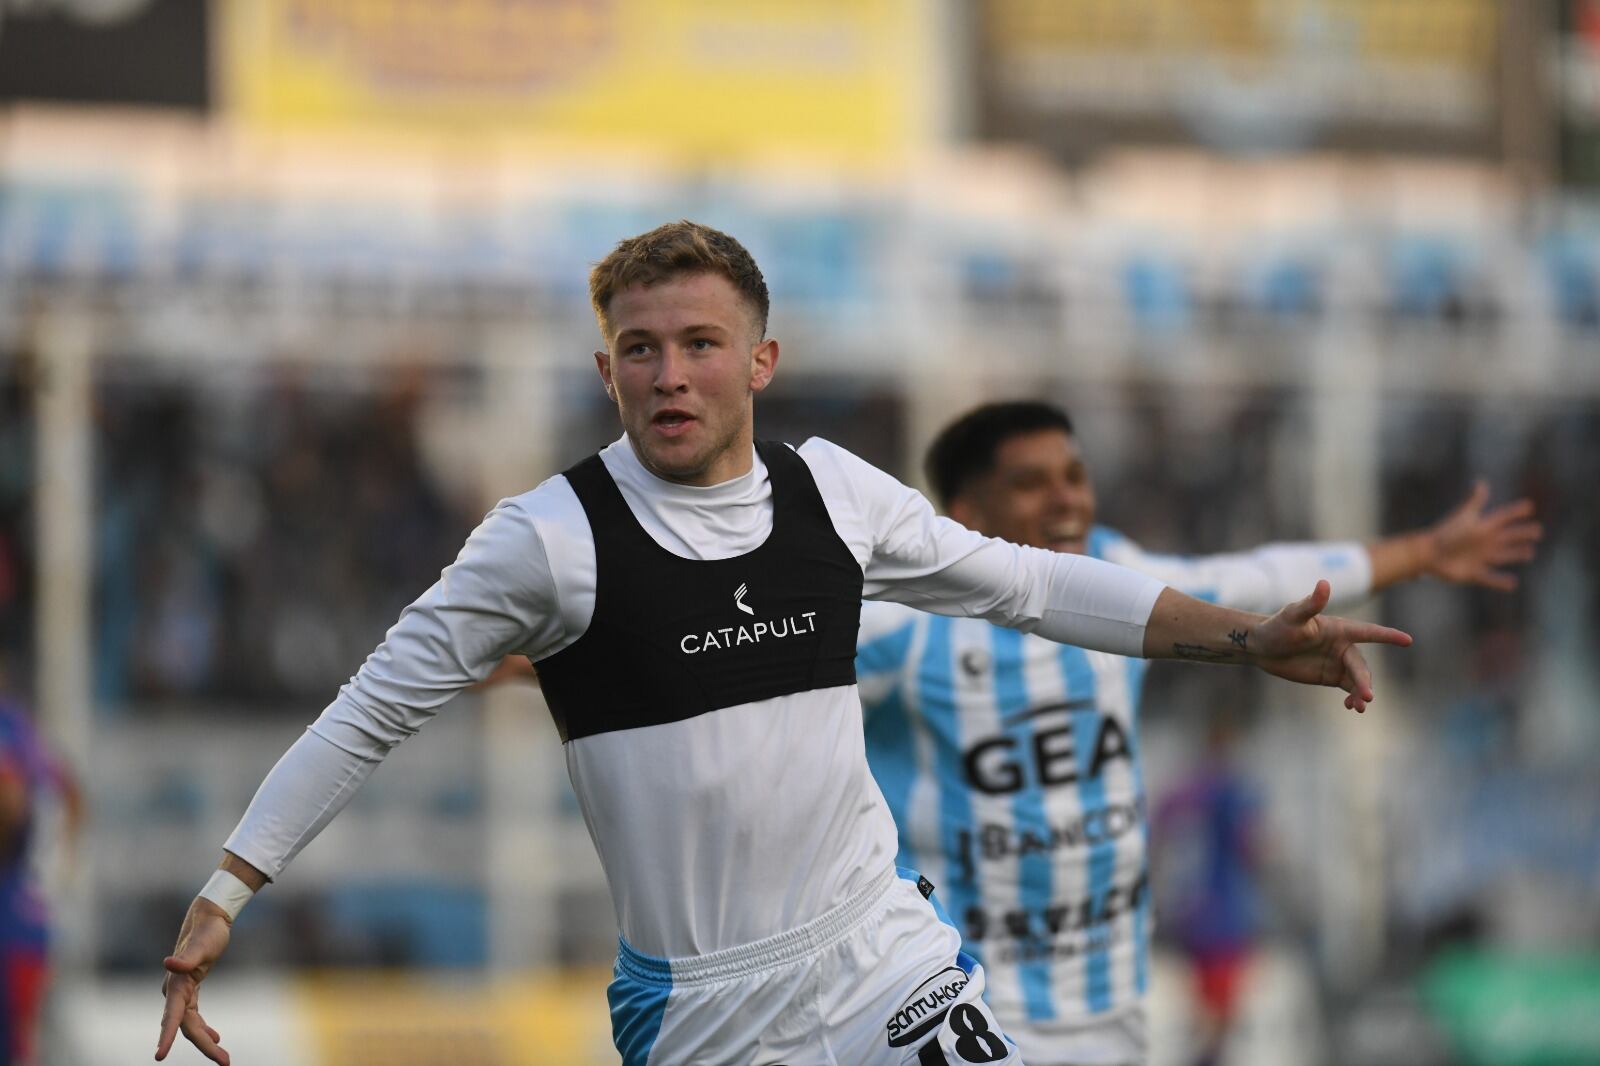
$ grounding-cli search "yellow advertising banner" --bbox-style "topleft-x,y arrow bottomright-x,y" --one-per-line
219,0 -> 923,164
985,0 -> 1497,68
297,968 -> 617,1066
976,0 -> 1500,153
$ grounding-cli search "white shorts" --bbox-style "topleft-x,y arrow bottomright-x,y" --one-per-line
1001,1007 -> 1147,1066
607,866 -> 1027,1065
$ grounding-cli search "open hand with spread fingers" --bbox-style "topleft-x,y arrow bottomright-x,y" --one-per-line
1426,481 -> 1543,591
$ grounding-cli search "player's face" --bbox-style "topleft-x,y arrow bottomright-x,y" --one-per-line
948,428 -> 1097,554
595,272 -> 779,486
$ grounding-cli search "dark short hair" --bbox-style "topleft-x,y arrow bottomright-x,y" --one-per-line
924,401 -> 1076,508
589,220 -> 770,339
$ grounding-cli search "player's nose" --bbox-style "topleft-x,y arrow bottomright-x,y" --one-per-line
654,346 -> 691,391
1047,480 -> 1083,510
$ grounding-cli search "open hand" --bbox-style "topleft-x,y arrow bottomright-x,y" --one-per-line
1428,481 -> 1543,591
1251,581 -> 1413,713
156,898 -> 234,1064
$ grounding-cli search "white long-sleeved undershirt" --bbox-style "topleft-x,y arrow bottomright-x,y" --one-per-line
223,436 -> 1167,957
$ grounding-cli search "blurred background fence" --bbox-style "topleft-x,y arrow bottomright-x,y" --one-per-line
3,1 -> 1599,1063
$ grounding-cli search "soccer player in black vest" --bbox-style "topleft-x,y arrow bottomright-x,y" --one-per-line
157,222 -> 1411,1066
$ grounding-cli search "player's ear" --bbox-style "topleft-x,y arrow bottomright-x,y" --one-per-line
948,496 -> 979,528
594,350 -> 616,402
750,337 -> 779,394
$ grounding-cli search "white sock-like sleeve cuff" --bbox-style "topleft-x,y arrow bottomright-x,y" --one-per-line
197,868 -> 256,922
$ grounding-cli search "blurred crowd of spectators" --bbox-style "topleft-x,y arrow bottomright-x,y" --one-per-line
1378,402 -> 1600,958
92,367 -> 476,709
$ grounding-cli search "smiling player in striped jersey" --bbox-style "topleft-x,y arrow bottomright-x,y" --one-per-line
856,401 -> 1541,1066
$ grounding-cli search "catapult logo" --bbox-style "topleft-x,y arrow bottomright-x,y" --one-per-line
885,966 -> 968,1047
678,583 -> 819,655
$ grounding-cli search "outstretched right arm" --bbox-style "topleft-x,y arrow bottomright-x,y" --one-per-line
155,495 -> 573,1063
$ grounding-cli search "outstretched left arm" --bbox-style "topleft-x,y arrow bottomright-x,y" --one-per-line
1143,581 -> 1413,714
1367,481 -> 1543,593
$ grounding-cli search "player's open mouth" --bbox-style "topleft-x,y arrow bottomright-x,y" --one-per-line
1046,523 -> 1087,550
652,410 -> 696,437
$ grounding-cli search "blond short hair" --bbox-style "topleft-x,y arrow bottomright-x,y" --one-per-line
589,220 -> 770,339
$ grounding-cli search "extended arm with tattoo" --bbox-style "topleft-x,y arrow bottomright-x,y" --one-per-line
1142,582 -> 1412,712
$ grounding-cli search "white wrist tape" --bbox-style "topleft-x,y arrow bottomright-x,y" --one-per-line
198,869 -> 256,922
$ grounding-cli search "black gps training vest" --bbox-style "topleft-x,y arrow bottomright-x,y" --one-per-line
536,441 -> 863,743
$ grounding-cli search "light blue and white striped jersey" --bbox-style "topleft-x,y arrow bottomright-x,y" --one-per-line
857,525 -> 1371,1027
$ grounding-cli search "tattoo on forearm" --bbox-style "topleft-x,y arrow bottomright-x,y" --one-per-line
1229,628 -> 1248,650
1172,643 -> 1243,663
